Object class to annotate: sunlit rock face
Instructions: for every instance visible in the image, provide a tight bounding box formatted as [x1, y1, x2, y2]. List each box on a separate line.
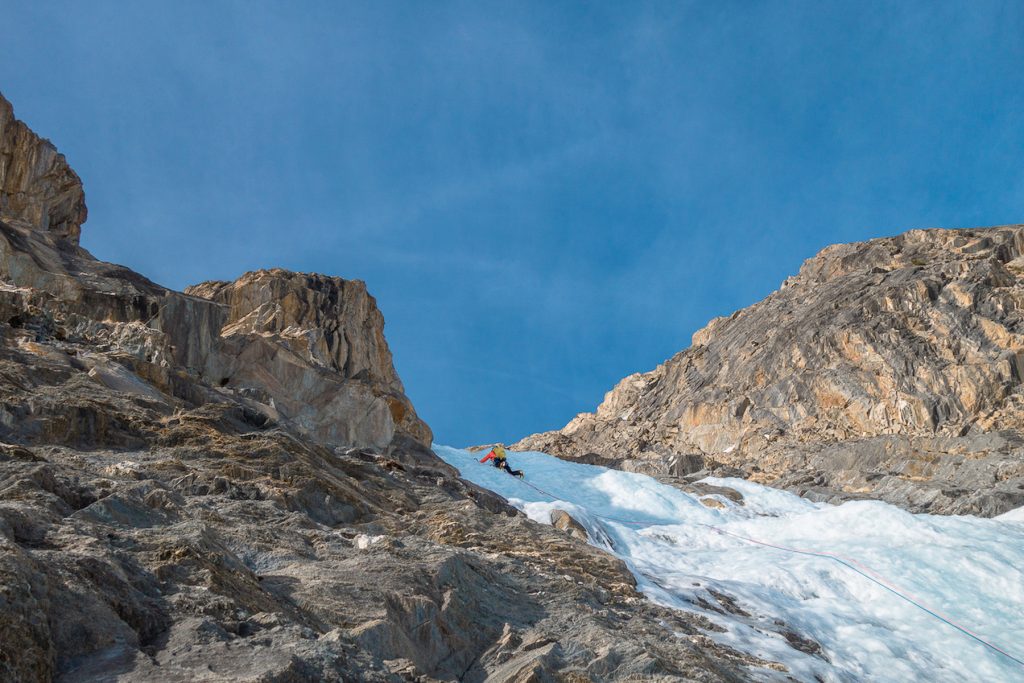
[0, 214, 424, 452]
[187, 270, 431, 450]
[517, 227, 1024, 516]
[0, 95, 87, 243]
[0, 90, 428, 453]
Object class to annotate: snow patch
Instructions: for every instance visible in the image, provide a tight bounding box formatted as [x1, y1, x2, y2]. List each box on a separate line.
[996, 505, 1024, 522]
[353, 534, 385, 550]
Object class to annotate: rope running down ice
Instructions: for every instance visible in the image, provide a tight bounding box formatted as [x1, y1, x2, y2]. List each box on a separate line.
[512, 475, 1024, 669]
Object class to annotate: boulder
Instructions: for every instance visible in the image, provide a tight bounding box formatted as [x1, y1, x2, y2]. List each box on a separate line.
[549, 508, 589, 541]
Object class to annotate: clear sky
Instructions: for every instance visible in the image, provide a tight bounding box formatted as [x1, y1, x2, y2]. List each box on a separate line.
[2, 2, 1023, 446]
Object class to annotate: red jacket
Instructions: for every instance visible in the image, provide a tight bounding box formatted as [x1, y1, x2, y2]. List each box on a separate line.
[480, 447, 506, 464]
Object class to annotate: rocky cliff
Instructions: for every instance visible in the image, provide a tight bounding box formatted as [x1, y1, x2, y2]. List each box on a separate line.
[516, 227, 1024, 516]
[0, 95, 86, 243]
[0, 93, 785, 681]
[186, 270, 431, 450]
[0, 105, 430, 455]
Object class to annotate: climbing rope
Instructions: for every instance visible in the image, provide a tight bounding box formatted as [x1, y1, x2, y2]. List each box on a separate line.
[510, 474, 1024, 669]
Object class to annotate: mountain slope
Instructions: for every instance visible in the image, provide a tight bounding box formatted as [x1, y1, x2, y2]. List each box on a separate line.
[0, 92, 780, 681]
[516, 227, 1024, 516]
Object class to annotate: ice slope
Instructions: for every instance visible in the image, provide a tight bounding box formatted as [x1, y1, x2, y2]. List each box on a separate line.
[435, 445, 1024, 682]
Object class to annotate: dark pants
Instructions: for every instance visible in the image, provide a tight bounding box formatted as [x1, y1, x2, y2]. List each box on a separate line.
[493, 460, 522, 477]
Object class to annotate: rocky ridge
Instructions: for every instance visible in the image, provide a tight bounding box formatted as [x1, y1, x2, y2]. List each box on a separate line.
[516, 227, 1024, 516]
[0, 93, 795, 681]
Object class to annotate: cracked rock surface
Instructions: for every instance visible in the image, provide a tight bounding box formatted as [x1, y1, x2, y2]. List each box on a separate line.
[516, 227, 1024, 516]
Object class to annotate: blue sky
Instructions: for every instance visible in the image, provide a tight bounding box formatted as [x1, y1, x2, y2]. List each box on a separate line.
[3, 2, 1023, 446]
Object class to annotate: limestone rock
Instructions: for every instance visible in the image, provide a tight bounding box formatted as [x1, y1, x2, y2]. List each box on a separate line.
[187, 270, 430, 450]
[516, 227, 1024, 516]
[0, 207, 426, 453]
[0, 93, 86, 243]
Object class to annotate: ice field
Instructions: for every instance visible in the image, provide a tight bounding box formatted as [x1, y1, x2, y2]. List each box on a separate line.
[435, 445, 1024, 682]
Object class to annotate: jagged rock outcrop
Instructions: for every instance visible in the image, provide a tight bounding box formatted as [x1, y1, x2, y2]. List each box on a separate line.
[186, 270, 430, 450]
[0, 95, 86, 243]
[0, 215, 426, 453]
[0, 92, 785, 680]
[517, 227, 1024, 516]
[0, 99, 429, 454]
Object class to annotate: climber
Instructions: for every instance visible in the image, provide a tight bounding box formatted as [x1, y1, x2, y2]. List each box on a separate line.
[480, 444, 523, 478]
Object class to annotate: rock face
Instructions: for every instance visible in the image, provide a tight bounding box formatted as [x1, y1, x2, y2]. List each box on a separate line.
[186, 271, 430, 450]
[0, 98, 429, 455]
[0, 93, 784, 680]
[0, 96, 86, 243]
[0, 216, 427, 454]
[517, 227, 1024, 516]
